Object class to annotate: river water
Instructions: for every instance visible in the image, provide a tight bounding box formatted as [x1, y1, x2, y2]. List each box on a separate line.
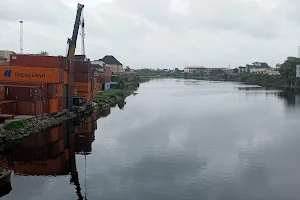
[1, 79, 300, 200]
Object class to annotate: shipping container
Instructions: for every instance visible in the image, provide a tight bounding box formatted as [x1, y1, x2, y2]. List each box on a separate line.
[77, 91, 91, 102]
[76, 123, 93, 134]
[58, 97, 63, 111]
[67, 97, 73, 108]
[10, 54, 68, 70]
[0, 66, 64, 83]
[42, 98, 49, 113]
[93, 89, 97, 99]
[49, 98, 58, 113]
[74, 61, 90, 73]
[63, 71, 68, 84]
[63, 84, 67, 97]
[74, 82, 91, 92]
[0, 86, 4, 100]
[68, 73, 74, 86]
[47, 84, 58, 98]
[67, 85, 74, 97]
[91, 78, 95, 90]
[74, 72, 91, 82]
[63, 97, 67, 110]
[57, 84, 63, 97]
[5, 85, 42, 101]
[50, 139, 64, 157]
[93, 78, 97, 90]
[18, 101, 43, 115]
[0, 100, 17, 114]
[0, 82, 48, 98]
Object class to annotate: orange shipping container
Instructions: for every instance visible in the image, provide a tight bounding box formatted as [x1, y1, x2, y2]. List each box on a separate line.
[94, 78, 97, 90]
[49, 98, 59, 113]
[57, 84, 63, 97]
[0, 66, 64, 83]
[64, 71, 68, 84]
[0, 86, 4, 100]
[77, 91, 91, 102]
[74, 82, 91, 92]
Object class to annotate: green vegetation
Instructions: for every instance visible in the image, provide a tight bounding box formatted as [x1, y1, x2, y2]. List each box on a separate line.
[279, 57, 300, 85]
[95, 89, 130, 103]
[5, 121, 25, 131]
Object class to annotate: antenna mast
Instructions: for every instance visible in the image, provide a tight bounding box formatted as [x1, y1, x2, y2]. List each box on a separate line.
[20, 21, 23, 54]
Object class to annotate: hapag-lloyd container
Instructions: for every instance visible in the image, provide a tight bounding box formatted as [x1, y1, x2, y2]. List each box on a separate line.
[5, 85, 42, 101]
[17, 101, 43, 115]
[0, 66, 64, 83]
[74, 73, 91, 82]
[0, 100, 17, 114]
[10, 54, 68, 70]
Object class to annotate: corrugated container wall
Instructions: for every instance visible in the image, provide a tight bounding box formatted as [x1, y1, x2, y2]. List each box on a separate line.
[5, 85, 42, 101]
[74, 61, 91, 73]
[10, 54, 68, 70]
[18, 101, 43, 115]
[74, 73, 91, 82]
[0, 86, 5, 100]
[0, 100, 17, 114]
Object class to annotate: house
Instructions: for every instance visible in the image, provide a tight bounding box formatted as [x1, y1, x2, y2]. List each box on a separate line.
[101, 55, 124, 74]
[238, 66, 247, 74]
[184, 66, 206, 73]
[91, 60, 111, 73]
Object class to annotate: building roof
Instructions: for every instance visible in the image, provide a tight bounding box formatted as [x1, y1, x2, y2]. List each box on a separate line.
[185, 66, 206, 69]
[74, 55, 88, 61]
[90, 64, 104, 69]
[101, 55, 122, 65]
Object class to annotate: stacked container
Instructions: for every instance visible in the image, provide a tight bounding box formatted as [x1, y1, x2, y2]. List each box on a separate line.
[74, 60, 92, 101]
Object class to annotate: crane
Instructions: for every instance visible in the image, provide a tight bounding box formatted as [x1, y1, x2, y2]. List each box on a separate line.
[67, 3, 84, 60]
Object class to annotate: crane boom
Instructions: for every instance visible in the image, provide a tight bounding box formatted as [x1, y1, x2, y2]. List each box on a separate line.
[67, 3, 84, 60]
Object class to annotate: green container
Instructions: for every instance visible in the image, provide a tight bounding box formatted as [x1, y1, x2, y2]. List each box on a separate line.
[63, 84, 68, 97]
[91, 78, 95, 90]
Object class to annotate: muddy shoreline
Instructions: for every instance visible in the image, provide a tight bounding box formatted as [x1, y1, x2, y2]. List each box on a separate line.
[0, 90, 133, 147]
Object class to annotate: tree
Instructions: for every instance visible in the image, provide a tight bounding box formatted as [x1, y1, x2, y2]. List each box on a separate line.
[125, 66, 131, 72]
[279, 57, 300, 85]
[38, 51, 49, 56]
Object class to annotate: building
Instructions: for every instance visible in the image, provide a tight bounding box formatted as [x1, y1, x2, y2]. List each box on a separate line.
[296, 65, 300, 78]
[184, 66, 206, 73]
[91, 60, 111, 73]
[250, 68, 280, 76]
[101, 55, 124, 74]
[0, 50, 15, 66]
[238, 66, 247, 74]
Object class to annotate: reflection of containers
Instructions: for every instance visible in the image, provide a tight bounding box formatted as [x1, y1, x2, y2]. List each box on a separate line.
[10, 54, 68, 70]
[74, 82, 91, 92]
[5, 85, 42, 101]
[0, 66, 64, 83]
[49, 98, 58, 113]
[0, 100, 17, 114]
[76, 123, 92, 134]
[50, 139, 64, 157]
[17, 101, 43, 115]
[74, 73, 91, 82]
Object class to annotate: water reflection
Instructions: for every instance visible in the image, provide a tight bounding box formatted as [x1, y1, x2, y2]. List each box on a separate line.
[0, 107, 111, 198]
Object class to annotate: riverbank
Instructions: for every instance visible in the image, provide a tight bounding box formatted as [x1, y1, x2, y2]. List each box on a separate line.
[0, 89, 135, 147]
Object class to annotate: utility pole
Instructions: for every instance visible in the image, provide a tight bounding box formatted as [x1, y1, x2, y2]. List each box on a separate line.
[20, 21, 23, 54]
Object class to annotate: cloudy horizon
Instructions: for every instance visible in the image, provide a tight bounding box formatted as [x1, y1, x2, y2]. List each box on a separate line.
[1, 0, 300, 69]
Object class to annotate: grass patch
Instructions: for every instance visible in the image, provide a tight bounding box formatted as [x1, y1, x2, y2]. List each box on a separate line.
[5, 121, 25, 131]
[95, 89, 129, 102]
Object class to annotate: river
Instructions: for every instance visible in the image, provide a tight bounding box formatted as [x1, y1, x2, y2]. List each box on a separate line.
[1, 79, 300, 200]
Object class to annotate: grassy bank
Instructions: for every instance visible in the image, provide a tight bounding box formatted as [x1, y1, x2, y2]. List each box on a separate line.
[95, 89, 133, 105]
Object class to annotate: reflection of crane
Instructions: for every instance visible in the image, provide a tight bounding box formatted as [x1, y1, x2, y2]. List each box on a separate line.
[67, 3, 84, 60]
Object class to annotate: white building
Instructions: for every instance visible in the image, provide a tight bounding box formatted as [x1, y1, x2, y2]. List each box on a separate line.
[184, 66, 206, 73]
[250, 68, 280, 76]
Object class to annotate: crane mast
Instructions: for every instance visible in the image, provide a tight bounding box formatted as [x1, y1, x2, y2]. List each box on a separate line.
[67, 3, 84, 60]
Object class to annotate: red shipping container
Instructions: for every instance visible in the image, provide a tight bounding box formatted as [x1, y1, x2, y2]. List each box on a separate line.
[10, 54, 68, 70]
[58, 97, 63, 111]
[68, 85, 74, 97]
[62, 97, 67, 109]
[95, 74, 105, 83]
[5, 85, 42, 101]
[18, 101, 43, 115]
[42, 98, 49, 113]
[68, 73, 74, 86]
[74, 73, 91, 82]
[48, 84, 58, 98]
[69, 60, 75, 74]
[59, 69, 64, 83]
[0, 82, 48, 98]
[0, 100, 17, 114]
[74, 61, 91, 73]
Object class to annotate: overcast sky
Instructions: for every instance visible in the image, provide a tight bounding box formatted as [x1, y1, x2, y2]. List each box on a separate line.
[1, 0, 300, 69]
